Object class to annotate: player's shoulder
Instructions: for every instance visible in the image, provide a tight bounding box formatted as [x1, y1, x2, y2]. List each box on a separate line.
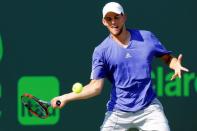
[132, 29, 156, 40]
[94, 36, 112, 53]
[138, 29, 153, 37]
[127, 29, 153, 42]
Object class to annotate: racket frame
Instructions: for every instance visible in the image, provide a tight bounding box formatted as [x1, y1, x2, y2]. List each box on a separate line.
[21, 93, 50, 119]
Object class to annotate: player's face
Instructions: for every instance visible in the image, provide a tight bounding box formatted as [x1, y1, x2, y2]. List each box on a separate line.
[102, 12, 126, 36]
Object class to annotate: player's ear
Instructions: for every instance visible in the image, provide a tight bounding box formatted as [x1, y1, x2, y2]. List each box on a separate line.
[102, 18, 108, 26]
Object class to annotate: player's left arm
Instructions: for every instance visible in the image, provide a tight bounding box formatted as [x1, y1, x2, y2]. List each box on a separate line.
[160, 54, 189, 80]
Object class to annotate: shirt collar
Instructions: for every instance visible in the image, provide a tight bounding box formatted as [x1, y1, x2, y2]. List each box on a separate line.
[128, 29, 144, 42]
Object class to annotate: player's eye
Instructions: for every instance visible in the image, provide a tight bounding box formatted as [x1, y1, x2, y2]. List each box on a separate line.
[114, 16, 120, 20]
[105, 17, 112, 22]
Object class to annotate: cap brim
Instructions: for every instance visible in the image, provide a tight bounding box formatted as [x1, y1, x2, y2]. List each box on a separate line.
[103, 10, 122, 18]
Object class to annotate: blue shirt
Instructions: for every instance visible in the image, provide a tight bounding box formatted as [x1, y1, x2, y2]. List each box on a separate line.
[90, 29, 171, 112]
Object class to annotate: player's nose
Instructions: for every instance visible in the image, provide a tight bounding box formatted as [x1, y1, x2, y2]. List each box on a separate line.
[111, 19, 116, 24]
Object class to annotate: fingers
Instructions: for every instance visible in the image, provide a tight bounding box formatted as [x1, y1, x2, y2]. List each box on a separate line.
[180, 66, 189, 72]
[171, 73, 178, 80]
[178, 54, 189, 72]
[50, 99, 56, 108]
[171, 54, 189, 80]
[51, 96, 66, 109]
[178, 54, 182, 63]
[171, 73, 181, 80]
[171, 66, 190, 81]
[59, 103, 65, 109]
[171, 70, 181, 80]
[51, 98, 61, 109]
[178, 71, 181, 78]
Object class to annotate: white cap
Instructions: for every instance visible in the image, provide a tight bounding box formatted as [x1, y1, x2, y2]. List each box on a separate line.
[102, 2, 124, 18]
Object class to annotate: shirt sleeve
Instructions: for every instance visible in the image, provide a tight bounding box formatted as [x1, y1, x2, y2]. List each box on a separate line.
[151, 32, 172, 57]
[90, 48, 107, 79]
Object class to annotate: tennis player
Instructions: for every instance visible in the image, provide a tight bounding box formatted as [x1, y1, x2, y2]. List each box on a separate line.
[51, 2, 189, 131]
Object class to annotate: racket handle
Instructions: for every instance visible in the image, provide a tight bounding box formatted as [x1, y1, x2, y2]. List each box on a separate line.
[56, 100, 61, 106]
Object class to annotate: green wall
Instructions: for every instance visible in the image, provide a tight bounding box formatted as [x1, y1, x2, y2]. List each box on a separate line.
[0, 0, 196, 130]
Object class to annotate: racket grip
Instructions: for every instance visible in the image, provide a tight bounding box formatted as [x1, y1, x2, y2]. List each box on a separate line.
[56, 100, 61, 106]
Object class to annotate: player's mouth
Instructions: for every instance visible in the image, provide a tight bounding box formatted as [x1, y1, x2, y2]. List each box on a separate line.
[111, 25, 119, 31]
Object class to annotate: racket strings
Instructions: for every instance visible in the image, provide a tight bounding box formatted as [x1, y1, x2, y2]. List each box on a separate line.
[22, 96, 48, 118]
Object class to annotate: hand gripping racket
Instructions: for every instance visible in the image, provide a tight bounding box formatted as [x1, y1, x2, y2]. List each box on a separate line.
[21, 93, 61, 119]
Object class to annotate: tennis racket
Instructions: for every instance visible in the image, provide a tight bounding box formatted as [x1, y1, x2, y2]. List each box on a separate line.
[21, 93, 61, 119]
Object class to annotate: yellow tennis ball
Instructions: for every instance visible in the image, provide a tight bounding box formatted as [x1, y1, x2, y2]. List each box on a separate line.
[72, 82, 83, 93]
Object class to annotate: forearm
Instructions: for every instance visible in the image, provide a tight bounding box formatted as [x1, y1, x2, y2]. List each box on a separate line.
[61, 80, 103, 103]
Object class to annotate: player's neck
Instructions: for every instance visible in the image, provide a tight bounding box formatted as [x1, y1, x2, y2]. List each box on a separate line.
[111, 27, 130, 46]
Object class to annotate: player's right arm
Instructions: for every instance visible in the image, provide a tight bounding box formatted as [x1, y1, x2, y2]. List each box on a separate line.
[51, 78, 104, 108]
[51, 46, 107, 108]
